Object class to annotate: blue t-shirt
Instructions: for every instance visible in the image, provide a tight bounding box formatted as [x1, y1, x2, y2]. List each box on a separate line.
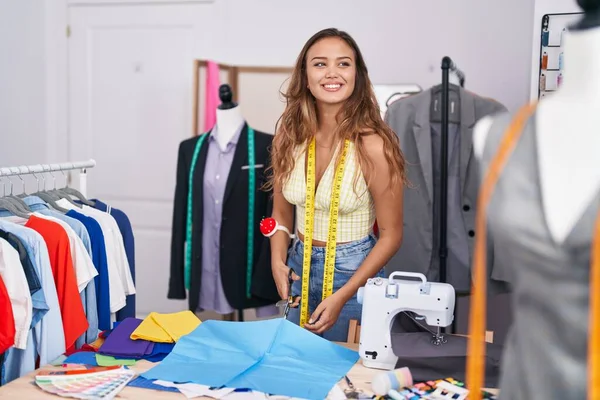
[66, 209, 111, 331]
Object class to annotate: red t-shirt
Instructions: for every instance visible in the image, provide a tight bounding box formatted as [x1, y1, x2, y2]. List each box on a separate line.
[0, 274, 15, 354]
[25, 215, 88, 349]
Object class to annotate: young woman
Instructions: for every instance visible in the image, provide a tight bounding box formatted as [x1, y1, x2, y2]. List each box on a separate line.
[266, 28, 406, 341]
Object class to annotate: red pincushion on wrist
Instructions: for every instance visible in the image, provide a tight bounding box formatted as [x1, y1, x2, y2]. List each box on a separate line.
[260, 217, 277, 236]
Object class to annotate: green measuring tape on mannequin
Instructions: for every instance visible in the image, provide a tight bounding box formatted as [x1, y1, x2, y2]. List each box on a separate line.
[184, 126, 256, 299]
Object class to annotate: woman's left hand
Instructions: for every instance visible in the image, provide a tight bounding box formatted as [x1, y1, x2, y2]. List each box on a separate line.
[304, 291, 347, 334]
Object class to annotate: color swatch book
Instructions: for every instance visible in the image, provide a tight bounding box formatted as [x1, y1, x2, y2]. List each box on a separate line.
[34, 366, 136, 399]
[393, 377, 497, 399]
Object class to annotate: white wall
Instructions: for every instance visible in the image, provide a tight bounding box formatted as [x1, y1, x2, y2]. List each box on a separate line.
[213, 0, 535, 113]
[0, 0, 540, 172]
[0, 0, 47, 168]
[529, 0, 582, 99]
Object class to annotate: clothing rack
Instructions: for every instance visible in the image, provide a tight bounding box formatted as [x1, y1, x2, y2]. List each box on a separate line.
[0, 159, 96, 197]
[439, 57, 464, 286]
[440, 57, 465, 334]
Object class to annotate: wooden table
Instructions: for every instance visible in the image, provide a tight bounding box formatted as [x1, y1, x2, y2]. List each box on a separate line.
[0, 343, 498, 399]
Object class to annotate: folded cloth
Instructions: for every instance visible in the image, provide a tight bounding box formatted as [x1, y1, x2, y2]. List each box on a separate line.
[98, 317, 154, 358]
[112, 341, 175, 363]
[130, 311, 201, 343]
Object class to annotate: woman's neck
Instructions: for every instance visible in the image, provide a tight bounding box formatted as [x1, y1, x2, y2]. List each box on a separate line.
[557, 25, 600, 101]
[316, 102, 342, 146]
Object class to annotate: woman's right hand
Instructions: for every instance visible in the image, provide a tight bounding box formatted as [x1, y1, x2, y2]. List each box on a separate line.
[272, 261, 300, 302]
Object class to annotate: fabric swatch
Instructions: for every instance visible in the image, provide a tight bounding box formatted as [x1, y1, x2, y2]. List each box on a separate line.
[63, 351, 98, 366]
[95, 354, 136, 367]
[98, 317, 153, 358]
[130, 311, 200, 343]
[141, 318, 359, 400]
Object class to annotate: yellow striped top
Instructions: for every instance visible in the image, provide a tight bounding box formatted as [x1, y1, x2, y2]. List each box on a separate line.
[282, 141, 375, 242]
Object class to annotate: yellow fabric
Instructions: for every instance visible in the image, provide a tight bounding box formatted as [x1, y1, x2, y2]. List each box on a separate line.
[282, 141, 375, 242]
[130, 311, 201, 343]
[89, 337, 104, 350]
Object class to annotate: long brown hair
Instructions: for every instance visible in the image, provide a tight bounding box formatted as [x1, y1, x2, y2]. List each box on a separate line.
[265, 28, 406, 194]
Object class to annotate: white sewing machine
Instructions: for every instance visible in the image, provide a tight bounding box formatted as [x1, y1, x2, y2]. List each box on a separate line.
[356, 271, 456, 370]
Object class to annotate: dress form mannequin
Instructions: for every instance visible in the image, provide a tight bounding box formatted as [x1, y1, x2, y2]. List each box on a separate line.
[467, 3, 600, 398]
[474, 0, 600, 245]
[214, 84, 245, 151]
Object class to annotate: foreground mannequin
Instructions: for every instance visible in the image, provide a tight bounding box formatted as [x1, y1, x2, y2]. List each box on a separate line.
[469, 2, 600, 398]
[267, 28, 406, 341]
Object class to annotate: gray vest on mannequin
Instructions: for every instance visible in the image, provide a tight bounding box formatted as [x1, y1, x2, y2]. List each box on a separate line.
[480, 110, 600, 400]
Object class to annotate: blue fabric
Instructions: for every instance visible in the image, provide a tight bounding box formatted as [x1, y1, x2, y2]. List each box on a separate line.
[65, 209, 111, 331]
[111, 342, 174, 362]
[100, 321, 174, 362]
[286, 233, 383, 342]
[22, 197, 99, 347]
[128, 376, 180, 393]
[63, 351, 99, 366]
[0, 230, 42, 296]
[90, 199, 135, 320]
[141, 319, 359, 399]
[0, 219, 65, 385]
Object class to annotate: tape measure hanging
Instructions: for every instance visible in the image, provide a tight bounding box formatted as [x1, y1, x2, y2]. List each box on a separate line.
[185, 132, 208, 290]
[184, 126, 256, 299]
[300, 137, 350, 327]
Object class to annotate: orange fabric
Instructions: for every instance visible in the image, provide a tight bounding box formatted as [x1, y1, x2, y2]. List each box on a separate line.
[589, 210, 600, 398]
[25, 215, 88, 350]
[466, 102, 600, 400]
[0, 274, 15, 354]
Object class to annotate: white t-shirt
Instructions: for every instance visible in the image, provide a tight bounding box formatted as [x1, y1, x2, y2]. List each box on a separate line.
[0, 237, 33, 349]
[56, 199, 135, 313]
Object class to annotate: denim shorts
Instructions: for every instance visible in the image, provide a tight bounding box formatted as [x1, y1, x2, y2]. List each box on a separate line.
[285, 233, 383, 342]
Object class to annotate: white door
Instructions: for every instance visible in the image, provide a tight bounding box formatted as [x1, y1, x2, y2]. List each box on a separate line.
[67, 3, 216, 317]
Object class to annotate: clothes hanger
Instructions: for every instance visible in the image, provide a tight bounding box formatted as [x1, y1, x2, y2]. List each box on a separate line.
[52, 168, 93, 207]
[46, 169, 84, 208]
[0, 179, 32, 220]
[30, 168, 70, 213]
[3, 173, 34, 214]
[5, 169, 32, 213]
[59, 187, 95, 206]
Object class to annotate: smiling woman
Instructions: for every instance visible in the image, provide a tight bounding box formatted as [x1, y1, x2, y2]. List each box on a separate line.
[263, 28, 407, 341]
[306, 37, 356, 106]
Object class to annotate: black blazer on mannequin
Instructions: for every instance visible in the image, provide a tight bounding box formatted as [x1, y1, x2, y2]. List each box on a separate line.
[168, 122, 280, 311]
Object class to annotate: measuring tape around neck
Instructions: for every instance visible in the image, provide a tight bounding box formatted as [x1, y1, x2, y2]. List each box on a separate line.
[184, 126, 256, 300]
[300, 137, 350, 327]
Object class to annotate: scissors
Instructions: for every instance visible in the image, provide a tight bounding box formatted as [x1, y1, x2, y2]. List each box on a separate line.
[276, 268, 298, 318]
[343, 375, 372, 399]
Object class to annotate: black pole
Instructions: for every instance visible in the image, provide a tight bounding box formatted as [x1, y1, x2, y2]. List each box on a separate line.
[440, 56, 451, 286]
[440, 56, 452, 334]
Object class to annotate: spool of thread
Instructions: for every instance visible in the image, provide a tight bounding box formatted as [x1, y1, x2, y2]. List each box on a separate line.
[371, 367, 413, 395]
